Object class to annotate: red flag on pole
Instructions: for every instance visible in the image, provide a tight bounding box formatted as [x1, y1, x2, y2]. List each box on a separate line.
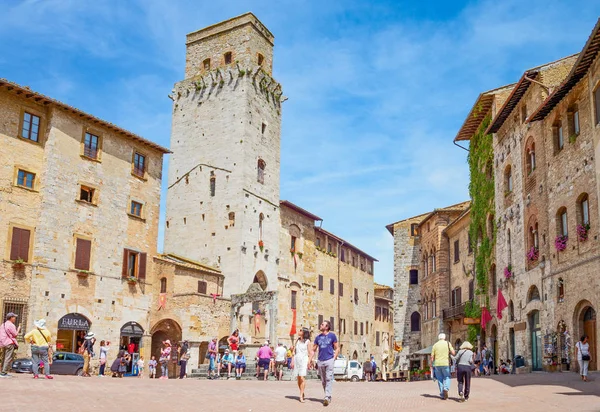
[480, 307, 492, 330]
[158, 293, 166, 310]
[255, 313, 261, 333]
[497, 289, 508, 319]
[290, 309, 297, 335]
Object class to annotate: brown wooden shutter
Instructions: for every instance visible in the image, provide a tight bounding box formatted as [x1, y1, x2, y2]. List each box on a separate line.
[339, 282, 343, 297]
[20, 229, 30, 262]
[198, 281, 207, 294]
[122, 249, 129, 278]
[138, 252, 147, 281]
[10, 228, 22, 261]
[75, 238, 91, 271]
[318, 275, 323, 290]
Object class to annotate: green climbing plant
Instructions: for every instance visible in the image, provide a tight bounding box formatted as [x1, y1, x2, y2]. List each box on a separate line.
[466, 113, 496, 342]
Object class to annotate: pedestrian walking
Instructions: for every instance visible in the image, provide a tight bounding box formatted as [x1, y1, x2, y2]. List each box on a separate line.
[292, 328, 314, 403]
[454, 341, 475, 402]
[24, 319, 53, 379]
[481, 344, 490, 376]
[256, 341, 273, 381]
[0, 312, 20, 378]
[310, 320, 339, 406]
[576, 335, 591, 382]
[207, 337, 218, 379]
[148, 355, 157, 378]
[82, 332, 95, 377]
[370, 356, 377, 381]
[159, 340, 172, 379]
[98, 340, 109, 376]
[178, 341, 190, 379]
[235, 350, 246, 379]
[275, 342, 287, 381]
[363, 358, 373, 381]
[431, 333, 455, 400]
[137, 356, 145, 378]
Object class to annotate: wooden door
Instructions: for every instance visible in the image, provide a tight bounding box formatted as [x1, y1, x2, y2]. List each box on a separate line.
[583, 307, 597, 371]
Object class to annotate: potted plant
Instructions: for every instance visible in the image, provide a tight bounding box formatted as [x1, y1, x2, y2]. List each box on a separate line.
[555, 235, 568, 252]
[297, 252, 303, 259]
[77, 270, 90, 278]
[504, 265, 513, 280]
[527, 246, 539, 262]
[290, 248, 295, 257]
[126, 276, 137, 285]
[576, 223, 590, 242]
[11, 258, 24, 269]
[258, 240, 264, 252]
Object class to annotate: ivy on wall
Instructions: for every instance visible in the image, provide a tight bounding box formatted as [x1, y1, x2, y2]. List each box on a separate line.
[466, 112, 496, 342]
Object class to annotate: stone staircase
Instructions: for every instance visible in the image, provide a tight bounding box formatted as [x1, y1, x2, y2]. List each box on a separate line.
[190, 364, 319, 381]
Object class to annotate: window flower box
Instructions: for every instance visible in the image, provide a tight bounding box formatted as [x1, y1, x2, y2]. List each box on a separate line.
[576, 224, 590, 242]
[527, 246, 539, 262]
[76, 270, 90, 278]
[503, 265, 513, 279]
[554, 235, 568, 252]
[11, 258, 25, 269]
[258, 240, 264, 252]
[126, 276, 138, 285]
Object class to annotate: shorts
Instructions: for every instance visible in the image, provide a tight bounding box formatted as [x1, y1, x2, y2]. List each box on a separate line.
[276, 361, 286, 372]
[236, 363, 246, 369]
[258, 358, 270, 369]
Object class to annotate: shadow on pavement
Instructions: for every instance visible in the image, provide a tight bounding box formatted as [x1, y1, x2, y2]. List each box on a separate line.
[284, 395, 323, 404]
[485, 372, 600, 397]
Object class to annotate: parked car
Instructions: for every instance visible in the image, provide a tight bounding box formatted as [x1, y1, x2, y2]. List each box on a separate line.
[318, 356, 364, 382]
[12, 351, 84, 376]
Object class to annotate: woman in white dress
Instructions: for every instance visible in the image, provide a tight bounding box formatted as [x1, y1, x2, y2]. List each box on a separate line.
[291, 328, 314, 403]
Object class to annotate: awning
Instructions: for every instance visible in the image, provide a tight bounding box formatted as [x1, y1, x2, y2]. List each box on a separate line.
[412, 345, 433, 355]
[120, 321, 144, 337]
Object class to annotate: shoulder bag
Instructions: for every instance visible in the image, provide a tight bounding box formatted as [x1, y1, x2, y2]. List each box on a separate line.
[3, 323, 18, 349]
[578, 342, 591, 361]
[37, 328, 53, 365]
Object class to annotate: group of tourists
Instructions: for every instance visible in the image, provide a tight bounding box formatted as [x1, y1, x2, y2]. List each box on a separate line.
[430, 332, 594, 402]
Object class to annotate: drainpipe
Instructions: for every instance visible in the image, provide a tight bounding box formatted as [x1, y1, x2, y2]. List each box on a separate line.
[453, 140, 469, 152]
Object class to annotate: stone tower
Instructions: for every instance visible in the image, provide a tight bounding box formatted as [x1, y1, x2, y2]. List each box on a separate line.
[164, 13, 283, 297]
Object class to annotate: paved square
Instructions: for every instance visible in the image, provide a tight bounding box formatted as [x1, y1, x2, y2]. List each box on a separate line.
[1, 373, 598, 412]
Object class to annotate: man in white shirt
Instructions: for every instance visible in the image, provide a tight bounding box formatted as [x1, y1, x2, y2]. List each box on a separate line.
[274, 342, 287, 381]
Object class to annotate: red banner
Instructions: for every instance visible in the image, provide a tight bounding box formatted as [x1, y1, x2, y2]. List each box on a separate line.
[290, 309, 297, 335]
[480, 307, 492, 330]
[158, 293, 166, 310]
[497, 289, 508, 319]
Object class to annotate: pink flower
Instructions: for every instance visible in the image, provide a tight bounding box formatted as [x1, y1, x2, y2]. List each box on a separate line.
[554, 235, 568, 252]
[503, 265, 513, 279]
[527, 246, 539, 262]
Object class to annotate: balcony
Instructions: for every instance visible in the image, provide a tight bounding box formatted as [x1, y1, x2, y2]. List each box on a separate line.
[443, 302, 466, 320]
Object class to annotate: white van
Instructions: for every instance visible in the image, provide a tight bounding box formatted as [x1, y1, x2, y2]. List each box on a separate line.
[332, 356, 364, 382]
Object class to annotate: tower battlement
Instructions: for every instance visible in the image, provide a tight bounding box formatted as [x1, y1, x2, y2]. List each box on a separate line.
[185, 12, 274, 79]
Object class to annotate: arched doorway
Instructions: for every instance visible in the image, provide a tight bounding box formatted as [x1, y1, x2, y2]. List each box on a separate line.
[577, 304, 597, 371]
[120, 321, 144, 375]
[529, 310, 542, 371]
[151, 319, 182, 378]
[490, 324, 498, 374]
[56, 313, 91, 353]
[352, 350, 358, 360]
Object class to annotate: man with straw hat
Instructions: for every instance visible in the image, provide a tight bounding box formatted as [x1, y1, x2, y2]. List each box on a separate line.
[454, 341, 475, 402]
[24, 319, 53, 379]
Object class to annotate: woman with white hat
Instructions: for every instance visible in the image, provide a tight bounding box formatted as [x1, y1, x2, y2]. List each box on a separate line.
[454, 341, 475, 402]
[82, 332, 95, 377]
[24, 319, 53, 379]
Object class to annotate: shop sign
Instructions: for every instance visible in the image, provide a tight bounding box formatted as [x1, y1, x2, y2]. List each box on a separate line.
[514, 322, 527, 332]
[463, 317, 481, 325]
[58, 313, 90, 331]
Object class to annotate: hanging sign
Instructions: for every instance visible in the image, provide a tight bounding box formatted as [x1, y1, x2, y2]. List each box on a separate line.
[58, 313, 90, 331]
[463, 318, 481, 325]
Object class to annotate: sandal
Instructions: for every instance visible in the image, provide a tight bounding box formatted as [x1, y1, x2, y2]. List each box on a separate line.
[300, 395, 305, 403]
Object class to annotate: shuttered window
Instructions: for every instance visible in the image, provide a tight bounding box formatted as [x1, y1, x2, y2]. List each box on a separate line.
[330, 317, 334, 332]
[291, 290, 297, 309]
[10, 227, 31, 262]
[74, 238, 92, 271]
[376, 331, 380, 346]
[318, 314, 323, 329]
[198, 281, 207, 294]
[329, 278, 334, 294]
[122, 248, 147, 281]
[338, 282, 343, 297]
[318, 275, 323, 291]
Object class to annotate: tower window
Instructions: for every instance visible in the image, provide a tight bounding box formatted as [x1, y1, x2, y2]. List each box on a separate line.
[257, 159, 266, 184]
[224, 52, 232, 65]
[262, 123, 267, 134]
[228, 212, 235, 227]
[257, 53, 264, 66]
[210, 175, 216, 197]
[203, 58, 211, 71]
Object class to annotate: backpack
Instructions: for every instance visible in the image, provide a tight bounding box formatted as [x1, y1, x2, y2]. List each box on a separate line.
[485, 350, 491, 361]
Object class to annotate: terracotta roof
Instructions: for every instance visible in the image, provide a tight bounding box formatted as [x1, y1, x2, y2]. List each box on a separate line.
[314, 226, 378, 262]
[155, 254, 223, 276]
[0, 78, 171, 154]
[280, 200, 322, 221]
[417, 201, 471, 228]
[374, 283, 393, 290]
[529, 18, 600, 122]
[486, 54, 579, 134]
[454, 84, 515, 142]
[443, 206, 471, 234]
[385, 211, 431, 235]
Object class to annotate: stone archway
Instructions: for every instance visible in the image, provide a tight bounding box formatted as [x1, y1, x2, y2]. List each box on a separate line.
[151, 319, 182, 378]
[574, 301, 597, 371]
[253, 270, 268, 291]
[352, 350, 358, 360]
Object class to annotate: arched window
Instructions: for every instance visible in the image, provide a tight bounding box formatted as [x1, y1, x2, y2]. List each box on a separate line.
[577, 193, 590, 226]
[423, 296, 429, 320]
[411, 312, 421, 332]
[557, 278, 565, 302]
[423, 253, 428, 278]
[210, 174, 216, 197]
[507, 229, 512, 265]
[568, 104, 580, 137]
[432, 292, 437, 318]
[527, 285, 541, 303]
[224, 51, 232, 65]
[257, 159, 266, 184]
[557, 207, 568, 236]
[525, 139, 536, 175]
[504, 165, 513, 193]
[553, 119, 564, 152]
[160, 277, 167, 293]
[431, 249, 436, 273]
[259, 213, 264, 240]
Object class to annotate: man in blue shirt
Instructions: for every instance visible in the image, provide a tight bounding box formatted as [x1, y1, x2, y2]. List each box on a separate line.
[310, 320, 339, 406]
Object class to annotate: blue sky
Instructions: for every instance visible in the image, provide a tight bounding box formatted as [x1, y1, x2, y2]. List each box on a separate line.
[2, 0, 598, 287]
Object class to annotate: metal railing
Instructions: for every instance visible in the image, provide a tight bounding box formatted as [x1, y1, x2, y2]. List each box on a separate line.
[442, 302, 467, 320]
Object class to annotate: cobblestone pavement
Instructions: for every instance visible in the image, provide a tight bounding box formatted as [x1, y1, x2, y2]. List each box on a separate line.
[1, 372, 599, 412]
